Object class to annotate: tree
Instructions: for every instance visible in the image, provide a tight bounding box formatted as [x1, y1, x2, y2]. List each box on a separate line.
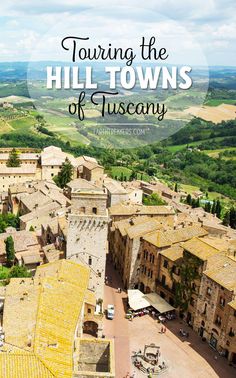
[0, 213, 20, 233]
[215, 200, 222, 218]
[143, 193, 166, 206]
[6, 148, 21, 167]
[174, 183, 178, 192]
[5, 235, 15, 265]
[223, 207, 236, 229]
[8, 265, 31, 278]
[229, 207, 236, 229]
[223, 210, 230, 226]
[186, 194, 192, 205]
[130, 170, 137, 181]
[29, 225, 35, 231]
[211, 200, 216, 214]
[53, 158, 73, 188]
[170, 254, 201, 313]
[204, 201, 211, 213]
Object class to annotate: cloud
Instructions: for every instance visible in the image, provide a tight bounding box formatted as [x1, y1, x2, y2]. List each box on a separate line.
[0, 1, 235, 65]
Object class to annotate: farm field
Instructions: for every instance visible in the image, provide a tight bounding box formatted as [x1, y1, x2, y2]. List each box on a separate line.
[109, 166, 151, 182]
[184, 103, 236, 123]
[202, 147, 236, 158]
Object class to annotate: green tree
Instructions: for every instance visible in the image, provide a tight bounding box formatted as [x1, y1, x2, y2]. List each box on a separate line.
[8, 265, 31, 278]
[29, 225, 35, 231]
[5, 235, 15, 265]
[174, 183, 178, 192]
[6, 148, 21, 167]
[204, 201, 211, 213]
[223, 210, 230, 226]
[170, 254, 201, 313]
[215, 200, 222, 218]
[192, 198, 200, 208]
[143, 193, 166, 206]
[229, 207, 236, 229]
[186, 194, 192, 205]
[130, 170, 137, 181]
[53, 158, 73, 188]
[211, 200, 216, 214]
[0, 213, 20, 233]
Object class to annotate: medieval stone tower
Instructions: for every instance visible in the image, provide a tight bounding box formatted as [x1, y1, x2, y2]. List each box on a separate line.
[66, 180, 108, 301]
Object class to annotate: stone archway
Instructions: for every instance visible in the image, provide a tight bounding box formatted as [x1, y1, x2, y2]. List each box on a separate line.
[83, 321, 98, 337]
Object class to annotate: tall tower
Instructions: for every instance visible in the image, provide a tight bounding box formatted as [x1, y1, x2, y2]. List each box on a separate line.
[66, 179, 108, 301]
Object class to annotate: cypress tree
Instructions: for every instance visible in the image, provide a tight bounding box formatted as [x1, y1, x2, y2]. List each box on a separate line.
[6, 148, 21, 167]
[215, 200, 221, 218]
[186, 194, 192, 205]
[211, 200, 216, 214]
[5, 235, 15, 265]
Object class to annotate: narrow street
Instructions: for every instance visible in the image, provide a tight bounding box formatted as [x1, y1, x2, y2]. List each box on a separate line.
[103, 255, 131, 378]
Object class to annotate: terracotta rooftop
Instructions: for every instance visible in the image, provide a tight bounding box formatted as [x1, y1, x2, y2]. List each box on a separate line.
[67, 178, 102, 191]
[160, 245, 184, 262]
[127, 219, 161, 239]
[20, 191, 52, 212]
[144, 226, 207, 248]
[182, 237, 220, 261]
[76, 155, 98, 166]
[2, 260, 90, 378]
[109, 203, 175, 216]
[228, 299, 236, 310]
[103, 179, 127, 194]
[0, 229, 39, 254]
[204, 254, 236, 291]
[41, 146, 78, 167]
[20, 202, 62, 223]
[81, 160, 103, 170]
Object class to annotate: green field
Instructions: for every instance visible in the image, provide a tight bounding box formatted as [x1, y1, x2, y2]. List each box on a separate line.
[202, 147, 236, 158]
[204, 99, 236, 106]
[8, 116, 36, 133]
[109, 166, 151, 181]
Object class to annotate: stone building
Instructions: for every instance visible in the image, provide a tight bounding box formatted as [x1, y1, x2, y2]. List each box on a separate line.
[0, 146, 80, 192]
[104, 178, 143, 207]
[0, 149, 41, 191]
[0, 227, 42, 270]
[137, 226, 208, 295]
[193, 254, 236, 364]
[77, 158, 104, 185]
[66, 179, 108, 310]
[109, 202, 175, 223]
[180, 237, 222, 325]
[40, 145, 78, 181]
[109, 216, 162, 288]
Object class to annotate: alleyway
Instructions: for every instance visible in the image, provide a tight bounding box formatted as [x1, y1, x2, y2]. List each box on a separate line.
[103, 254, 130, 378]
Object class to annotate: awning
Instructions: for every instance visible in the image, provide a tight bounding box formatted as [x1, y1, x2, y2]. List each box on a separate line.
[144, 293, 174, 314]
[127, 289, 150, 311]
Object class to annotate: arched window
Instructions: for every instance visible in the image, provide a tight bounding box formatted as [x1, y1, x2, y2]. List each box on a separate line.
[79, 206, 85, 214]
[92, 207, 97, 214]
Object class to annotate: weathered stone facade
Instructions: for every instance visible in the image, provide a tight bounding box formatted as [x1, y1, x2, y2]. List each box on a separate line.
[67, 184, 108, 306]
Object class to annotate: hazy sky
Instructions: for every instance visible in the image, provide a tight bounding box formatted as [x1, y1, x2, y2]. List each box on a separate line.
[0, 0, 235, 66]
